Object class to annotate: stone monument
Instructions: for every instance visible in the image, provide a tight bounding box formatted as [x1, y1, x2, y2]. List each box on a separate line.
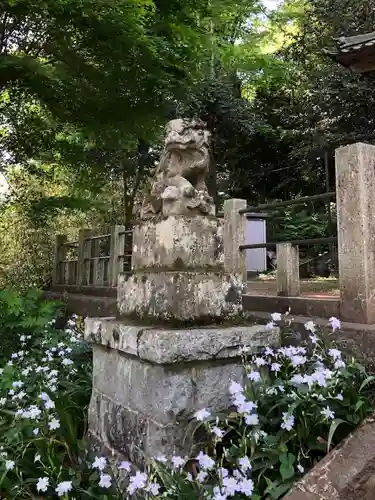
[84, 118, 278, 465]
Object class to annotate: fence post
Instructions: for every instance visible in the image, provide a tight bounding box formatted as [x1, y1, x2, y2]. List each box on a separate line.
[336, 143, 375, 323]
[77, 229, 92, 286]
[109, 225, 125, 287]
[52, 234, 67, 286]
[276, 243, 300, 297]
[223, 199, 247, 281]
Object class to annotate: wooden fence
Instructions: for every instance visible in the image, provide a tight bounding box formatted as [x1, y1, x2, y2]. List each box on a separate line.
[52, 225, 133, 288]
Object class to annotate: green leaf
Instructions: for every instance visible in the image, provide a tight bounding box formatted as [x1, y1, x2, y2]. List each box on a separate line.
[270, 482, 296, 499]
[359, 376, 375, 393]
[327, 418, 346, 452]
[279, 462, 294, 480]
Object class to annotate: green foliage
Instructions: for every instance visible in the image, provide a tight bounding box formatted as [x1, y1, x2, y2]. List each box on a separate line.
[0, 289, 62, 362]
[0, 314, 94, 498]
[145, 315, 373, 499]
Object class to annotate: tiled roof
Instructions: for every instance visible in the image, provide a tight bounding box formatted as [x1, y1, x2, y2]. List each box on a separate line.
[324, 32, 375, 77]
[334, 32, 375, 53]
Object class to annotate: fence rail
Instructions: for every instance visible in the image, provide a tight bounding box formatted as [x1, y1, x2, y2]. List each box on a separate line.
[225, 191, 338, 299]
[52, 225, 133, 288]
[239, 191, 336, 214]
[240, 236, 337, 251]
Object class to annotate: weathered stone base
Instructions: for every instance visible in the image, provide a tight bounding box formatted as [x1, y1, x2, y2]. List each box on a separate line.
[85, 318, 279, 465]
[132, 215, 223, 271]
[117, 271, 244, 322]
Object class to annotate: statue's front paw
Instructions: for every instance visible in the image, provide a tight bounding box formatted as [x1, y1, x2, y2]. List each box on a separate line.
[183, 185, 195, 198]
[161, 186, 179, 200]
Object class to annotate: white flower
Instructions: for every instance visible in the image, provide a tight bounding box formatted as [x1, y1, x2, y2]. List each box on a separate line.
[5, 460, 15, 470]
[265, 321, 275, 330]
[329, 317, 341, 330]
[254, 357, 266, 367]
[290, 374, 305, 385]
[34, 453, 41, 463]
[92, 456, 107, 471]
[212, 426, 224, 438]
[62, 358, 73, 366]
[222, 476, 238, 495]
[12, 381, 23, 389]
[264, 347, 274, 356]
[217, 468, 229, 479]
[55, 481, 73, 497]
[336, 393, 344, 401]
[304, 320, 316, 333]
[194, 408, 210, 421]
[271, 362, 281, 373]
[127, 471, 148, 494]
[197, 470, 208, 482]
[33, 428, 39, 435]
[238, 478, 254, 496]
[119, 460, 131, 471]
[48, 417, 60, 430]
[271, 312, 282, 322]
[310, 334, 318, 344]
[229, 381, 243, 395]
[213, 486, 229, 500]
[36, 477, 49, 492]
[23, 405, 42, 420]
[245, 413, 259, 426]
[146, 482, 160, 496]
[321, 406, 335, 420]
[290, 355, 307, 367]
[11, 353, 18, 359]
[171, 456, 185, 468]
[99, 473, 112, 488]
[196, 451, 215, 470]
[328, 348, 342, 360]
[334, 359, 346, 369]
[297, 464, 304, 473]
[0, 398, 6, 406]
[281, 412, 295, 431]
[247, 371, 261, 382]
[238, 456, 252, 472]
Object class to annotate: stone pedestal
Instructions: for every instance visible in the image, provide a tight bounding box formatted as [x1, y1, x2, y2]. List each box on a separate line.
[86, 200, 279, 464]
[85, 317, 278, 464]
[117, 216, 244, 322]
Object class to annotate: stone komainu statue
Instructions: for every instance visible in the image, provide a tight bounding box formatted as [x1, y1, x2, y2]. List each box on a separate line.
[141, 118, 215, 218]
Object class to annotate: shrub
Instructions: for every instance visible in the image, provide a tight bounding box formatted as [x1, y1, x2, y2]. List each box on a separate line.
[0, 311, 372, 499]
[0, 289, 62, 362]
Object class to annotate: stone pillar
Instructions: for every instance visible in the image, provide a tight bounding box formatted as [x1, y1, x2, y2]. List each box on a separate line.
[336, 143, 375, 324]
[223, 199, 247, 281]
[276, 243, 300, 297]
[85, 318, 278, 463]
